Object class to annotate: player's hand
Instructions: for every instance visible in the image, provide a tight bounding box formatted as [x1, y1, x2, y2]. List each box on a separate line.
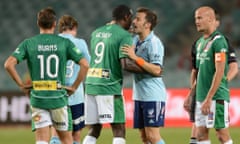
[183, 95, 191, 112]
[183, 86, 196, 112]
[62, 86, 76, 96]
[20, 84, 32, 97]
[121, 45, 137, 60]
[201, 99, 212, 115]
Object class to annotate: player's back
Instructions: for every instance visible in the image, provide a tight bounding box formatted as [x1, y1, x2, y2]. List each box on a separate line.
[86, 24, 132, 95]
[15, 34, 82, 109]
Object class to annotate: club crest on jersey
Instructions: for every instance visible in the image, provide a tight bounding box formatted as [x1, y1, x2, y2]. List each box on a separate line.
[73, 47, 81, 54]
[14, 48, 20, 54]
[33, 115, 41, 122]
[204, 42, 211, 52]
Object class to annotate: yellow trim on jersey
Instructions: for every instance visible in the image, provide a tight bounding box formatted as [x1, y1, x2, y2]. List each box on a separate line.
[33, 80, 58, 90]
[87, 68, 110, 78]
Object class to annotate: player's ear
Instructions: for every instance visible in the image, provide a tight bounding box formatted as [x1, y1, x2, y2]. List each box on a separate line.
[52, 21, 57, 28]
[144, 21, 151, 29]
[37, 20, 40, 27]
[124, 14, 131, 22]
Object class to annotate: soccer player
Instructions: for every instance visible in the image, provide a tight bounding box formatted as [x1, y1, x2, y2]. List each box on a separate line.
[183, 10, 238, 144]
[122, 7, 166, 144]
[4, 7, 89, 144]
[49, 15, 90, 144]
[82, 4, 146, 144]
[186, 6, 233, 144]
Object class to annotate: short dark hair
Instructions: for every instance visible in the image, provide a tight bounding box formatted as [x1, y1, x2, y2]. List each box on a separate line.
[112, 4, 133, 21]
[58, 15, 78, 33]
[137, 7, 157, 30]
[37, 7, 56, 29]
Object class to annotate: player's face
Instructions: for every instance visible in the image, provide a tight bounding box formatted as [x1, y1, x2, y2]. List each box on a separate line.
[195, 10, 210, 32]
[195, 9, 216, 33]
[123, 14, 133, 30]
[132, 12, 148, 34]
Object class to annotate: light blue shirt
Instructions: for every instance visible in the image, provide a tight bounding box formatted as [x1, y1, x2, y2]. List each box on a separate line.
[132, 31, 167, 102]
[59, 33, 90, 105]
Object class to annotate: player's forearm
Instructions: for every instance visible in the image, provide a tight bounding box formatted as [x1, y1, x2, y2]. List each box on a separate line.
[140, 61, 162, 77]
[4, 57, 24, 87]
[72, 59, 89, 89]
[134, 57, 162, 77]
[190, 69, 197, 88]
[227, 62, 238, 81]
[206, 63, 225, 101]
[121, 58, 146, 73]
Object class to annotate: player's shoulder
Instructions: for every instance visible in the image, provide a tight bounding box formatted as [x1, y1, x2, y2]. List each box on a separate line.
[74, 37, 87, 44]
[211, 31, 226, 41]
[92, 24, 131, 38]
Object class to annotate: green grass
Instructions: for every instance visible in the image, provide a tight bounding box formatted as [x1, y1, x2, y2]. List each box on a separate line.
[0, 126, 239, 143]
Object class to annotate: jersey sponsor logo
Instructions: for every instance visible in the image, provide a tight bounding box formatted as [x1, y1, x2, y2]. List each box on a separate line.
[99, 114, 112, 119]
[33, 80, 58, 90]
[87, 68, 110, 78]
[215, 52, 226, 62]
[52, 120, 66, 126]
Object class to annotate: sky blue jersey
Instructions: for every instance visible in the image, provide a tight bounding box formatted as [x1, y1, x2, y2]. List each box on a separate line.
[132, 31, 167, 102]
[59, 33, 90, 105]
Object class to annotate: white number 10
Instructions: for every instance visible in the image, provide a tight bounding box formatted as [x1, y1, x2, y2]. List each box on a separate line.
[37, 54, 59, 79]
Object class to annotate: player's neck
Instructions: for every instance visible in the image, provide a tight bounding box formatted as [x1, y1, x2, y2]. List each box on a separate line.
[61, 30, 76, 37]
[139, 30, 150, 41]
[203, 27, 216, 39]
[40, 28, 55, 34]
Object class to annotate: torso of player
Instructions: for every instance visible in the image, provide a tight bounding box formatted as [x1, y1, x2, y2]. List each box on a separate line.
[85, 24, 132, 95]
[13, 34, 83, 109]
[132, 32, 167, 102]
[196, 31, 229, 102]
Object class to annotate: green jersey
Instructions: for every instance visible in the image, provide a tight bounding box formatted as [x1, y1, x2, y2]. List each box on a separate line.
[12, 34, 84, 109]
[196, 31, 229, 102]
[85, 24, 132, 95]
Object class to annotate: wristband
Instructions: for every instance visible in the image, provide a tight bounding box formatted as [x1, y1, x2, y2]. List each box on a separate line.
[135, 57, 145, 67]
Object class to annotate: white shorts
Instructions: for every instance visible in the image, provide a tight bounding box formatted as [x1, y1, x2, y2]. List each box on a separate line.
[31, 106, 72, 131]
[195, 100, 229, 129]
[84, 94, 125, 124]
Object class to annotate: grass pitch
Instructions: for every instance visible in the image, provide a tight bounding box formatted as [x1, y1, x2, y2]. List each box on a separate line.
[0, 126, 239, 143]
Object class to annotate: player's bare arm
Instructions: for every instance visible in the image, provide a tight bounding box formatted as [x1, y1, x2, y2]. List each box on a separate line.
[4, 56, 31, 96]
[201, 53, 226, 115]
[121, 57, 145, 73]
[121, 45, 162, 77]
[183, 68, 197, 112]
[66, 58, 89, 96]
[227, 62, 238, 81]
